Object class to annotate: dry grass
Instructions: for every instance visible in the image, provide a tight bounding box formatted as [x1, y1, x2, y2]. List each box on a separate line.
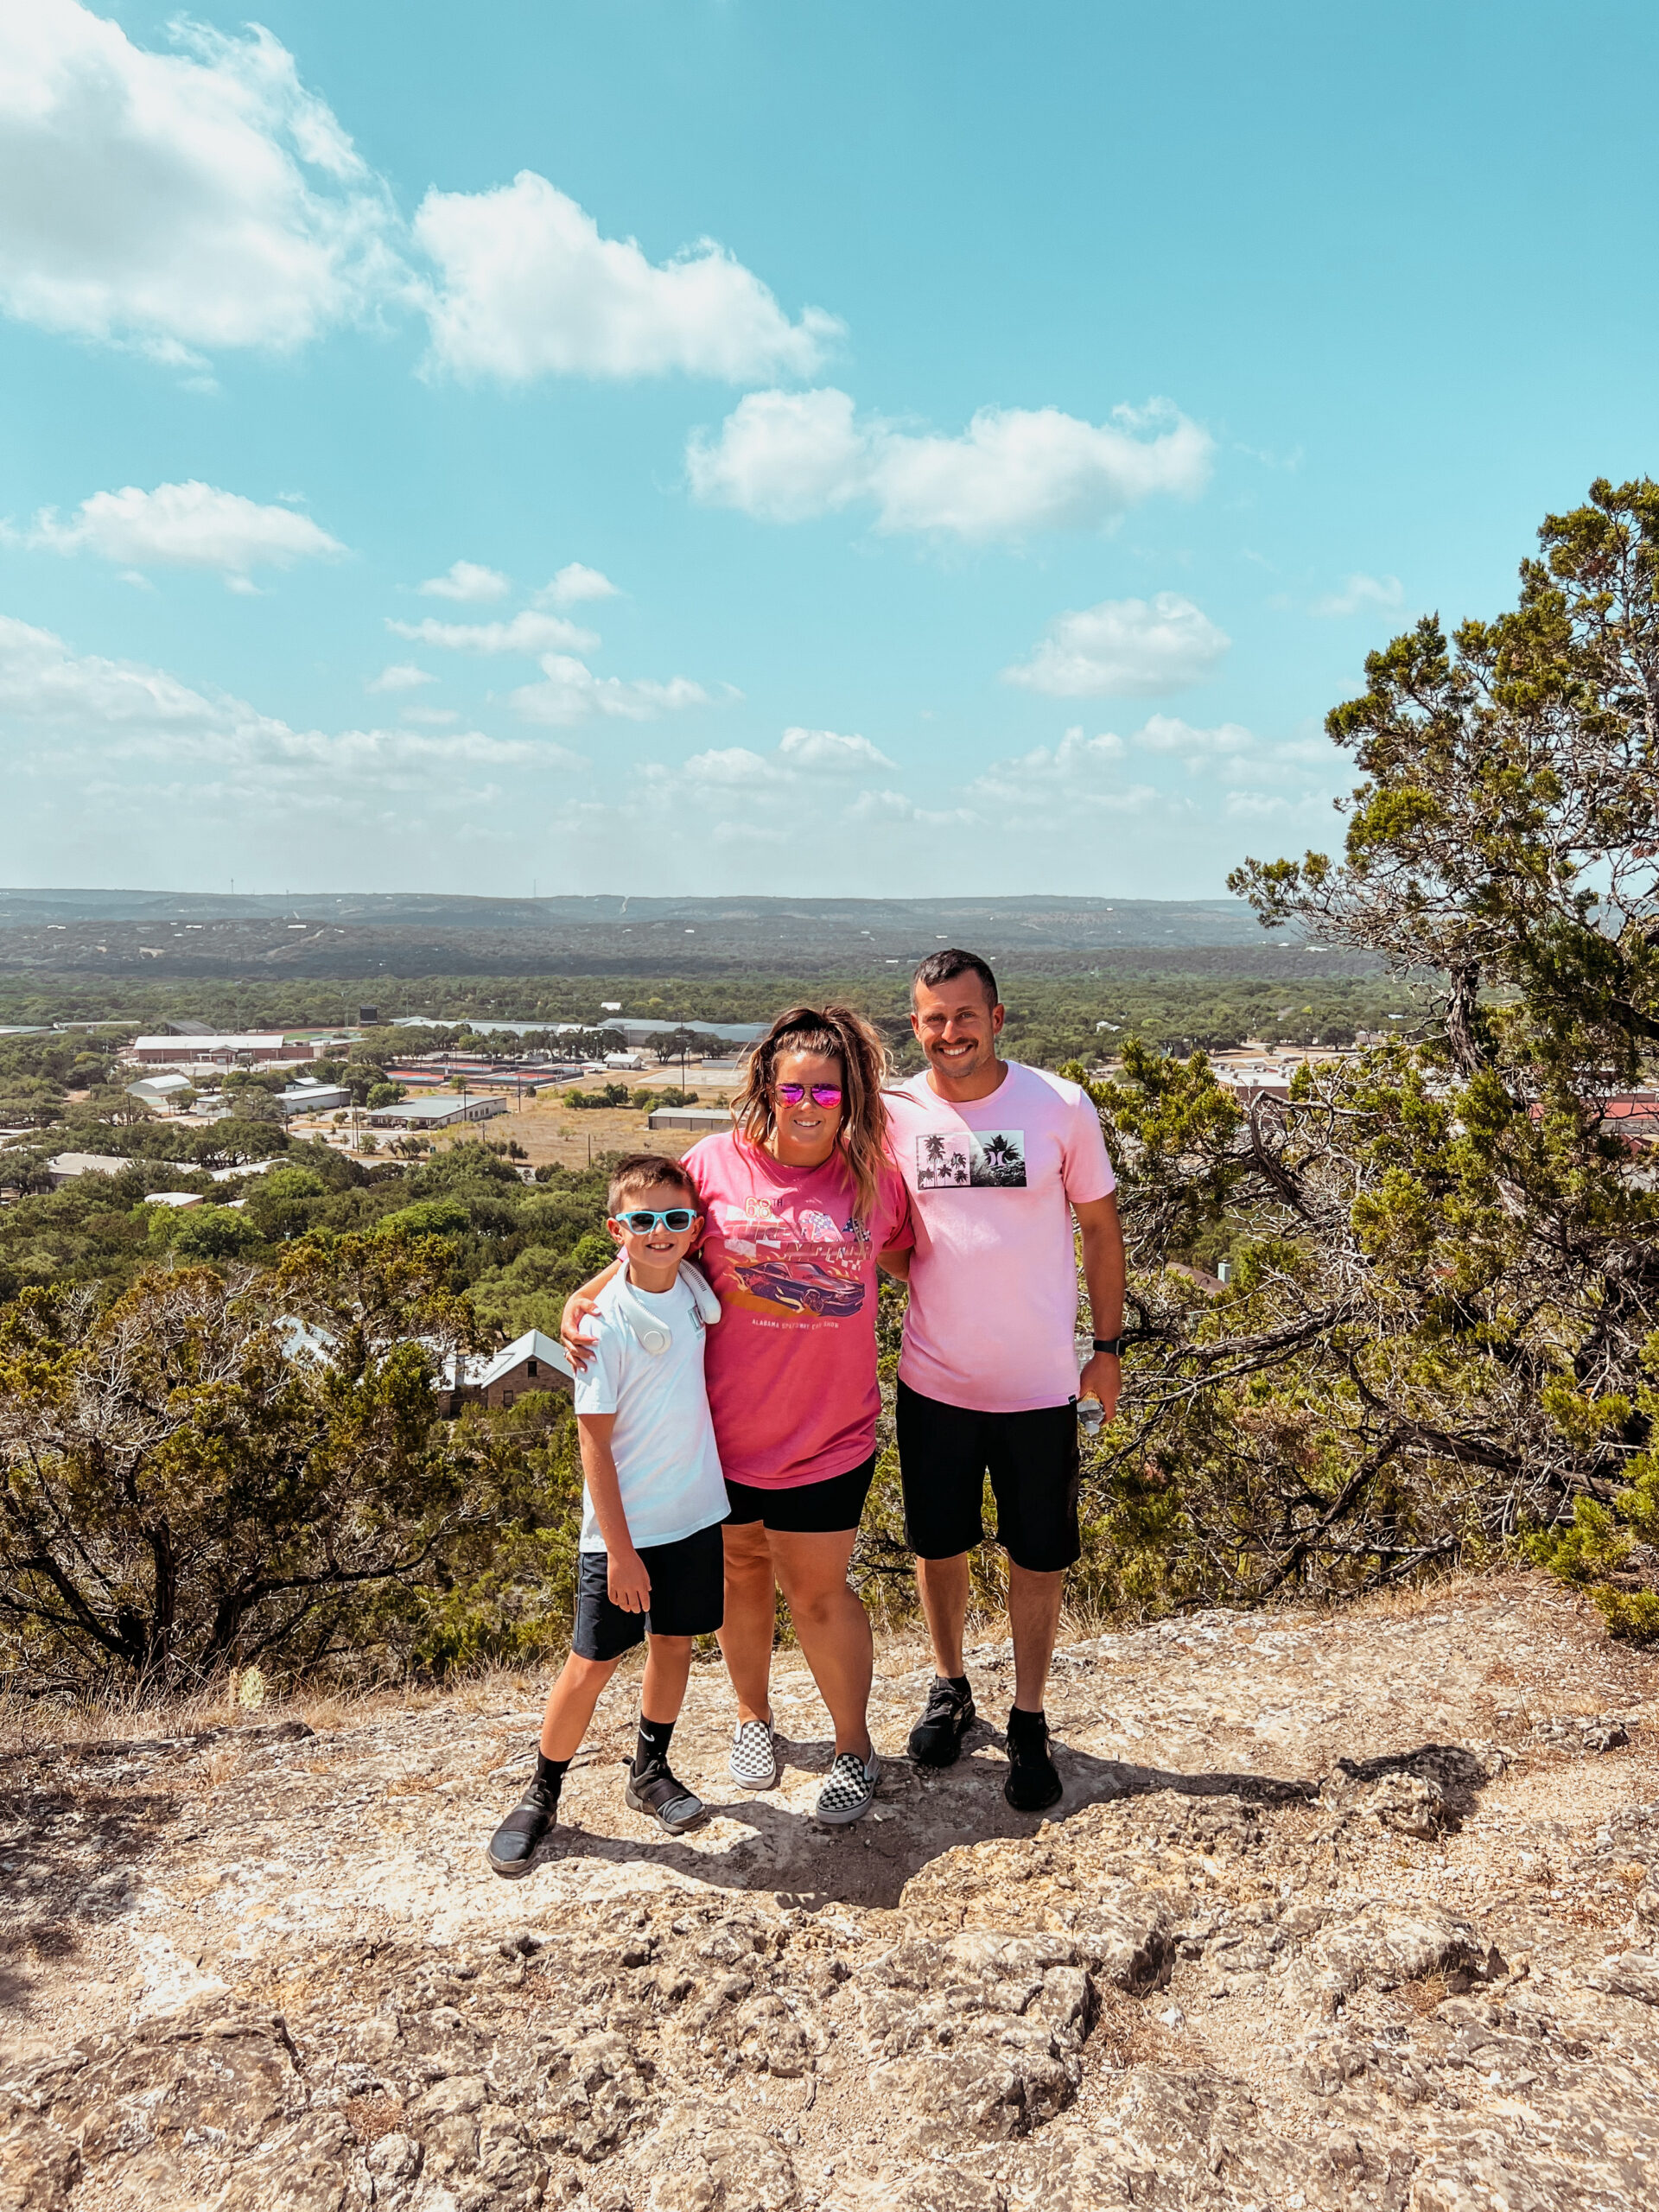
[345, 2093, 404, 2145]
[0, 1656, 562, 1762]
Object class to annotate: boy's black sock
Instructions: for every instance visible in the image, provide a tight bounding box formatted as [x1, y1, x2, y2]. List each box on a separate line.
[1007, 1705, 1048, 1740]
[634, 1718, 676, 1777]
[535, 1751, 572, 1798]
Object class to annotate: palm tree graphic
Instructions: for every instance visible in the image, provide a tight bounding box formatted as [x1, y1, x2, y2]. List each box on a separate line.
[923, 1134, 949, 1173]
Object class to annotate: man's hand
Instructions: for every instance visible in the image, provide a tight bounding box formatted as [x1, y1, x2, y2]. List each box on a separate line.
[1077, 1349, 1122, 1424]
[560, 1287, 602, 1372]
[607, 1546, 652, 1613]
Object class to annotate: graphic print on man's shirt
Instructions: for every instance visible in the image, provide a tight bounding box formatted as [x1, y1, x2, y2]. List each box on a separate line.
[715, 1195, 869, 1321]
[914, 1128, 1028, 1190]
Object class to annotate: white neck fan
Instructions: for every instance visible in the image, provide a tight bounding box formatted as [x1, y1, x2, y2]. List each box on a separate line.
[612, 1261, 721, 1355]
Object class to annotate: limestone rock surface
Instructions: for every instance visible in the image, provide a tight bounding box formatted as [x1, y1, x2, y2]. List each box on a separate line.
[4, 1574, 1659, 2209]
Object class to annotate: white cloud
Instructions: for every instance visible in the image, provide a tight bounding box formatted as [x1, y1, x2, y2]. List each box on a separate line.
[399, 706, 461, 727]
[26, 481, 344, 578]
[686, 390, 1212, 540]
[1310, 572, 1404, 619]
[965, 727, 1151, 813]
[844, 788, 979, 829]
[0, 3, 396, 363]
[777, 726, 896, 774]
[681, 728, 896, 789]
[512, 654, 715, 727]
[1002, 594, 1230, 697]
[417, 560, 511, 602]
[366, 663, 436, 694]
[1133, 713, 1255, 762]
[0, 613, 583, 785]
[385, 610, 599, 655]
[683, 747, 777, 789]
[412, 169, 840, 383]
[537, 563, 621, 607]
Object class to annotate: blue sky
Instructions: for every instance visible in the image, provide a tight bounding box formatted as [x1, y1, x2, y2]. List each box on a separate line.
[3, 1, 1656, 899]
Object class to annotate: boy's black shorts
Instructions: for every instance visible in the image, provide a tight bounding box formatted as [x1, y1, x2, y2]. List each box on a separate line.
[571, 1522, 725, 1662]
[896, 1379, 1082, 1573]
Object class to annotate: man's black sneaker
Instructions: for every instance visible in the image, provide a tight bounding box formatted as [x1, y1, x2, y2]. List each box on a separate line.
[486, 1777, 560, 1878]
[907, 1677, 977, 1769]
[625, 1764, 707, 1837]
[1003, 1711, 1063, 1813]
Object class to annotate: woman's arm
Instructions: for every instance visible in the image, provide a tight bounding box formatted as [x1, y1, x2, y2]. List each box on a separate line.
[560, 1255, 622, 1372]
[876, 1245, 912, 1281]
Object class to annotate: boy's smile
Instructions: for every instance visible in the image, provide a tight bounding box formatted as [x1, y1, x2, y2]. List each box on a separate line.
[607, 1183, 702, 1294]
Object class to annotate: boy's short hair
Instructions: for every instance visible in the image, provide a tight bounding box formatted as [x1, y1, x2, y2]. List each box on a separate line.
[607, 1153, 700, 1215]
[912, 947, 999, 1007]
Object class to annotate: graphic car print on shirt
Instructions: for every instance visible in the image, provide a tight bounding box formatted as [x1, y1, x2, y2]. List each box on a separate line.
[730, 1255, 867, 1318]
[915, 1129, 1027, 1189]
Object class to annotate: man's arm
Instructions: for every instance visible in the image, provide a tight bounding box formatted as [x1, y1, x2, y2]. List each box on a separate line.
[577, 1412, 651, 1611]
[1073, 1191, 1124, 1421]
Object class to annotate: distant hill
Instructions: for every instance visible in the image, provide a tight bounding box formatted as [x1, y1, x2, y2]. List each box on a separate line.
[0, 888, 1387, 982]
[0, 889, 1288, 950]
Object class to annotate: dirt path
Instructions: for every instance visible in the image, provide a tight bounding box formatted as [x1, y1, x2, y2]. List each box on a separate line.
[4, 1573, 1659, 2209]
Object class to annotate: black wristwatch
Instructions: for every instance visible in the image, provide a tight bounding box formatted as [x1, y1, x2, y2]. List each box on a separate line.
[1092, 1336, 1123, 1357]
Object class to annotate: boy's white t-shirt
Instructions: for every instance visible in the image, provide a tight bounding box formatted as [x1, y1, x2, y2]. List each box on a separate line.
[571, 1269, 728, 1553]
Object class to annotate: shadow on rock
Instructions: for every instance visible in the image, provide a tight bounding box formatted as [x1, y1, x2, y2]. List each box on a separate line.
[507, 1727, 1330, 1910]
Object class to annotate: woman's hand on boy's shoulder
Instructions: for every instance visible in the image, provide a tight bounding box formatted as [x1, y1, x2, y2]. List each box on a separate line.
[561, 1286, 603, 1371]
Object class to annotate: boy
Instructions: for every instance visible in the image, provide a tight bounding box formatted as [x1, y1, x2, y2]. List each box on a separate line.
[486, 1155, 728, 1878]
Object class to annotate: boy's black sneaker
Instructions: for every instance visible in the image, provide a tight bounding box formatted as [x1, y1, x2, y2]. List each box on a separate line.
[907, 1677, 976, 1768]
[486, 1777, 560, 1878]
[625, 1763, 707, 1837]
[1003, 1710, 1063, 1813]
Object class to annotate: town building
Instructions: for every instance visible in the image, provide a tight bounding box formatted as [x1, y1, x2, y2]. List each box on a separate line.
[130, 1034, 314, 1068]
[141, 1191, 204, 1211]
[124, 1072, 196, 1113]
[438, 1329, 573, 1414]
[365, 1096, 508, 1130]
[45, 1153, 131, 1185]
[646, 1105, 735, 1132]
[276, 1081, 352, 1117]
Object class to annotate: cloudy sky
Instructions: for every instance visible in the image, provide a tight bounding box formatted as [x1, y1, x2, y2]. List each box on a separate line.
[3, 2, 1656, 899]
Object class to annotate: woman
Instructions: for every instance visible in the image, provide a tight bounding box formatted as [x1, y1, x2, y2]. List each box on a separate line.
[563, 1005, 911, 1826]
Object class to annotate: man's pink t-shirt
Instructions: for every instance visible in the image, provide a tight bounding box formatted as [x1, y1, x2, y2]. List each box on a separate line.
[884, 1061, 1116, 1414]
[681, 1132, 913, 1488]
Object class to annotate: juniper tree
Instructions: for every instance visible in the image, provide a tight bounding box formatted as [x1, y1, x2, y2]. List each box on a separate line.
[1080, 481, 1659, 1631]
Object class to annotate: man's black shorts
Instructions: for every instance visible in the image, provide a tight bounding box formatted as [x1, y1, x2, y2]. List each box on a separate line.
[896, 1379, 1081, 1573]
[571, 1522, 725, 1662]
[724, 1452, 877, 1535]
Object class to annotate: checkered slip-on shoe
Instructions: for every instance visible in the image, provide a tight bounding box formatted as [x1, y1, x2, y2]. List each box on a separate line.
[729, 1717, 784, 1790]
[815, 1748, 880, 1826]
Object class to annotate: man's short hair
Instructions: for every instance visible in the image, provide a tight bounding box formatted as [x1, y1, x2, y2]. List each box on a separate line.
[607, 1153, 700, 1214]
[911, 948, 999, 1007]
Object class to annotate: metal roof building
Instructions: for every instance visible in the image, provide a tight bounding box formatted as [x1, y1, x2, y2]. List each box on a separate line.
[365, 1096, 508, 1129]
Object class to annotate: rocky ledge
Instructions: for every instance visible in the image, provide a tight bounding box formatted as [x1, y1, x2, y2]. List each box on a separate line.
[3, 1573, 1659, 2211]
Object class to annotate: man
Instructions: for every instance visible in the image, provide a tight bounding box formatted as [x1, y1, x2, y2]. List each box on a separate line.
[883, 950, 1123, 1812]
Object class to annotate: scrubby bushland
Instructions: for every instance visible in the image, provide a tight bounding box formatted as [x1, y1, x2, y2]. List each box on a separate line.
[0, 1227, 596, 1694]
[0, 1140, 620, 1692]
[1077, 480, 1658, 1632]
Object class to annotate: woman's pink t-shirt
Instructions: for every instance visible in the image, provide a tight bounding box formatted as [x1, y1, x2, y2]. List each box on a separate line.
[681, 1132, 913, 1488]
